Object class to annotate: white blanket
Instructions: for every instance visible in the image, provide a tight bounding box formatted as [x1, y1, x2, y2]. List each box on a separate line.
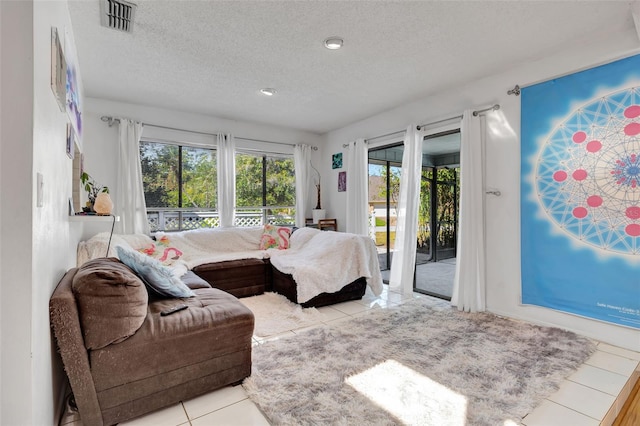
[78, 226, 384, 303]
[153, 227, 267, 269]
[269, 228, 384, 303]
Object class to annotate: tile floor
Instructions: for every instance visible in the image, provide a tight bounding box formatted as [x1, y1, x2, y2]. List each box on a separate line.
[62, 286, 639, 426]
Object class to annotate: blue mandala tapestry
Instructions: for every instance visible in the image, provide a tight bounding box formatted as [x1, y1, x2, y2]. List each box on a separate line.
[521, 53, 640, 329]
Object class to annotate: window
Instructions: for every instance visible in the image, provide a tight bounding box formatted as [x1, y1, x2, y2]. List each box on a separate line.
[140, 141, 217, 231]
[140, 142, 296, 231]
[235, 152, 295, 226]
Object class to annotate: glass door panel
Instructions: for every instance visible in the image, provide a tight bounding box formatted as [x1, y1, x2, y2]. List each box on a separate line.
[368, 145, 403, 283]
[414, 131, 461, 300]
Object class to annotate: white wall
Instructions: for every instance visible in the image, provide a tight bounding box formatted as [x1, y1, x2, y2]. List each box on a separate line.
[1, 1, 83, 424]
[81, 98, 324, 239]
[324, 26, 640, 350]
[1, 2, 34, 424]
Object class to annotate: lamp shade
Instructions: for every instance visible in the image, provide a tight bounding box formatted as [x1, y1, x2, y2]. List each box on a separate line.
[94, 192, 113, 215]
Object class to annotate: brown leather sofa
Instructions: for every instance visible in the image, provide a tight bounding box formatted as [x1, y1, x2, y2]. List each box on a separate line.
[192, 257, 366, 308]
[50, 258, 254, 426]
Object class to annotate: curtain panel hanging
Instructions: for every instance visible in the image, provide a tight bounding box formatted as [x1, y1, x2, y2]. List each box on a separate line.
[345, 138, 369, 235]
[294, 144, 312, 228]
[116, 119, 149, 235]
[217, 133, 236, 227]
[451, 110, 487, 312]
[389, 125, 423, 295]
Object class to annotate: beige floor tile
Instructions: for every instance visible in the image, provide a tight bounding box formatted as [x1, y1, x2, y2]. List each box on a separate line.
[585, 350, 640, 376]
[383, 291, 413, 304]
[182, 385, 248, 420]
[597, 342, 640, 361]
[119, 403, 189, 426]
[330, 300, 372, 315]
[190, 399, 270, 426]
[316, 305, 349, 321]
[522, 400, 599, 426]
[546, 380, 615, 420]
[324, 315, 357, 327]
[355, 297, 397, 309]
[568, 364, 629, 396]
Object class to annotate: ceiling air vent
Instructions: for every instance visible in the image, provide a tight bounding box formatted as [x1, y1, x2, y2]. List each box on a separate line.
[100, 0, 137, 33]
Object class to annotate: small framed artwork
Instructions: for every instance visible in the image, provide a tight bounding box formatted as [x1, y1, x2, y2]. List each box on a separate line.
[332, 152, 343, 169]
[338, 171, 347, 192]
[50, 27, 66, 111]
[66, 123, 76, 159]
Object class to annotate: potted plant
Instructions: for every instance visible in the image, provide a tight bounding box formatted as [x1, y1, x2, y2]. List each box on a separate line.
[80, 172, 109, 212]
[310, 162, 325, 223]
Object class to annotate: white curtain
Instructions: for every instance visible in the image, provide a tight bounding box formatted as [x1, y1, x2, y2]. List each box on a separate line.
[451, 110, 486, 312]
[116, 119, 149, 235]
[345, 138, 369, 235]
[217, 133, 236, 227]
[389, 125, 423, 295]
[294, 144, 312, 228]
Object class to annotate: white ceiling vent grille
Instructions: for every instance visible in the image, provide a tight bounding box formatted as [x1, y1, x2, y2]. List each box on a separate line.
[100, 0, 137, 33]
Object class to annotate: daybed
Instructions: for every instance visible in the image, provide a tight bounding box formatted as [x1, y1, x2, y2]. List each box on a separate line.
[50, 257, 254, 426]
[77, 226, 383, 307]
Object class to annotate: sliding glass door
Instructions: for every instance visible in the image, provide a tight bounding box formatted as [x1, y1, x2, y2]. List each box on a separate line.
[414, 130, 460, 300]
[368, 145, 403, 281]
[367, 131, 460, 297]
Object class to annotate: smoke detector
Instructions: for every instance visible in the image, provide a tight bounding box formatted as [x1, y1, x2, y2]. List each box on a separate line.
[100, 0, 137, 33]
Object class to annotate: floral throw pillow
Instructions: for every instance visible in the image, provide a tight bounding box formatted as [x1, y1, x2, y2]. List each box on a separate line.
[259, 224, 291, 250]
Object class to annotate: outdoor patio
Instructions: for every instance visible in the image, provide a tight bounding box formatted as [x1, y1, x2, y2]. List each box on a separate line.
[379, 252, 455, 300]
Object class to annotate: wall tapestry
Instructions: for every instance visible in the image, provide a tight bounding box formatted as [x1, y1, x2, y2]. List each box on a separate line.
[521, 53, 640, 329]
[65, 26, 83, 141]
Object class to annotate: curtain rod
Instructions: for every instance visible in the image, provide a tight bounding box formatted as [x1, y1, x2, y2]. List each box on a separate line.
[417, 104, 500, 130]
[342, 130, 406, 148]
[341, 104, 500, 148]
[100, 116, 318, 150]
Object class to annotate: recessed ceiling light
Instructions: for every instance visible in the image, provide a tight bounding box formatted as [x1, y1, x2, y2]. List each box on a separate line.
[324, 37, 343, 50]
[259, 88, 277, 96]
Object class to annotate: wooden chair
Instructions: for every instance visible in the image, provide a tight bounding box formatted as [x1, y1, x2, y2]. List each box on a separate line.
[318, 218, 337, 231]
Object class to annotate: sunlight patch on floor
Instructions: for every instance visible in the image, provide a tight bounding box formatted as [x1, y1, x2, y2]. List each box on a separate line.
[345, 359, 467, 425]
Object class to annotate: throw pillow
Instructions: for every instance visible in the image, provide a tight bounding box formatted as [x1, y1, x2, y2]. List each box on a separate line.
[116, 245, 195, 298]
[259, 224, 291, 250]
[72, 257, 148, 350]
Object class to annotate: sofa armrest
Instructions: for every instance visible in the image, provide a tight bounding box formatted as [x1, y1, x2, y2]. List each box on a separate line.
[50, 269, 104, 426]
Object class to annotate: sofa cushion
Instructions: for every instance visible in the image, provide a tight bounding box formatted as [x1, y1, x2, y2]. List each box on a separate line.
[181, 270, 211, 289]
[116, 245, 195, 298]
[259, 224, 291, 250]
[89, 287, 255, 402]
[72, 258, 149, 350]
[193, 259, 269, 298]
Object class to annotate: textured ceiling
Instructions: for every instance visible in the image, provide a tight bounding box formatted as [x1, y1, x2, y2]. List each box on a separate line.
[68, 1, 637, 134]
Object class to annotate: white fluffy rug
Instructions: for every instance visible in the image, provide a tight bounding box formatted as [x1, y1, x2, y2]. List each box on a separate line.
[243, 299, 595, 425]
[239, 292, 324, 337]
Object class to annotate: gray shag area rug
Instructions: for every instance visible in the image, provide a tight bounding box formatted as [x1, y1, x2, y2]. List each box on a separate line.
[243, 299, 595, 426]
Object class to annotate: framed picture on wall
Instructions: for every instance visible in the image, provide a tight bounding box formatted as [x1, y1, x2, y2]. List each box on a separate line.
[66, 123, 76, 159]
[50, 27, 66, 111]
[332, 152, 343, 169]
[338, 171, 346, 192]
[65, 26, 83, 142]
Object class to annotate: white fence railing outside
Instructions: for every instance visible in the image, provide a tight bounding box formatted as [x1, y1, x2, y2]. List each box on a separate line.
[147, 208, 295, 232]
